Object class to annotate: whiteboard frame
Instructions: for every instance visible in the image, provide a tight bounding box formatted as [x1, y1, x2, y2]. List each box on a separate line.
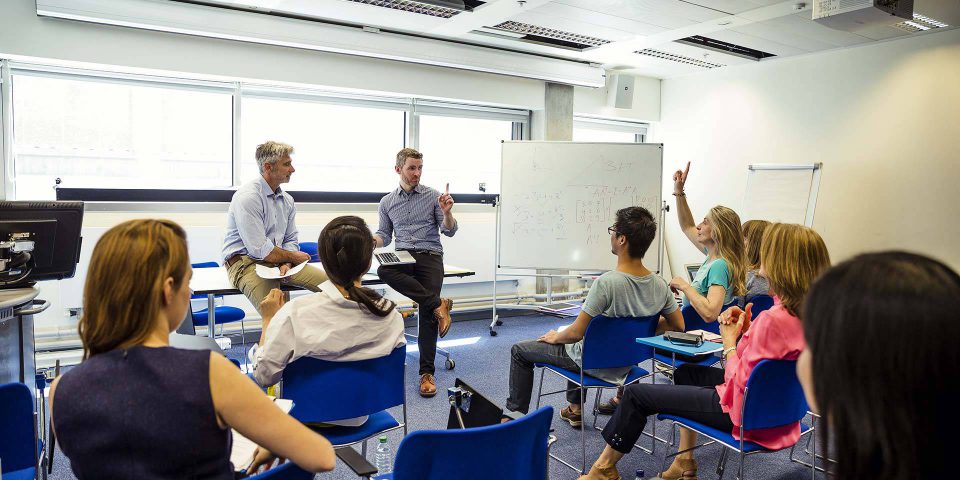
[490, 141, 666, 334]
[495, 141, 664, 271]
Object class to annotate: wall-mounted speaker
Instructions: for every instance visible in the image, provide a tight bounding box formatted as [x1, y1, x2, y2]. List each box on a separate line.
[606, 74, 634, 109]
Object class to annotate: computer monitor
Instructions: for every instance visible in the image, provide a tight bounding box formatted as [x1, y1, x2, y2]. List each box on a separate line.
[685, 263, 701, 283]
[0, 201, 84, 288]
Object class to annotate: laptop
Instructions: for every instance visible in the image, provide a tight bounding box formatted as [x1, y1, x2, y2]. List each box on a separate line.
[374, 249, 416, 266]
[169, 333, 226, 355]
[685, 263, 701, 282]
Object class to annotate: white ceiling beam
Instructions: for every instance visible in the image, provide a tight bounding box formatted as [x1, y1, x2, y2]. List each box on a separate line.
[427, 0, 555, 37]
[583, 0, 811, 62]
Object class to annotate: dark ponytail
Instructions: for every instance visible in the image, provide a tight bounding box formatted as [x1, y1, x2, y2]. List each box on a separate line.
[318, 216, 396, 317]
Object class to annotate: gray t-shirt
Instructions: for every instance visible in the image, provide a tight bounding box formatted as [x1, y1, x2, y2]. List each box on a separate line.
[739, 269, 770, 307]
[565, 270, 678, 383]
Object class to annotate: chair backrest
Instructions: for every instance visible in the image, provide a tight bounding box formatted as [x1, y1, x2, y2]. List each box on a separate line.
[681, 300, 738, 335]
[392, 406, 553, 480]
[741, 359, 809, 431]
[299, 242, 320, 263]
[281, 346, 405, 423]
[746, 294, 775, 316]
[247, 462, 315, 480]
[0, 382, 37, 472]
[580, 315, 659, 370]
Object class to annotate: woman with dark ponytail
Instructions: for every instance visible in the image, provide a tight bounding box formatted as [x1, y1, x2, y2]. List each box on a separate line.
[249, 216, 405, 424]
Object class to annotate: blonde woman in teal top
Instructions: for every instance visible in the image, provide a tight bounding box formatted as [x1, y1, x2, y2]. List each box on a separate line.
[668, 162, 746, 326]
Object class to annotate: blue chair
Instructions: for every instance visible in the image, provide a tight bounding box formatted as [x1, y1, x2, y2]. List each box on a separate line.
[299, 242, 320, 263]
[374, 406, 553, 480]
[746, 294, 775, 316]
[0, 382, 45, 480]
[654, 301, 738, 370]
[534, 315, 659, 474]
[247, 461, 315, 480]
[658, 359, 811, 479]
[280, 346, 407, 457]
[191, 262, 246, 340]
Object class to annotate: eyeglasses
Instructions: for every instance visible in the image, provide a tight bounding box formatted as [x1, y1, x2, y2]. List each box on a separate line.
[607, 226, 620, 235]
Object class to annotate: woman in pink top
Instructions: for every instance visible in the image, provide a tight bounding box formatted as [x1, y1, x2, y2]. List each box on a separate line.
[580, 224, 830, 480]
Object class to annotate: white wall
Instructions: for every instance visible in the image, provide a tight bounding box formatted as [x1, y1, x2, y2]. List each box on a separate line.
[657, 28, 960, 276]
[0, 0, 659, 331]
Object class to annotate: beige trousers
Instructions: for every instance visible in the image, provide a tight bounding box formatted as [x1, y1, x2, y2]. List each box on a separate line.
[226, 255, 328, 314]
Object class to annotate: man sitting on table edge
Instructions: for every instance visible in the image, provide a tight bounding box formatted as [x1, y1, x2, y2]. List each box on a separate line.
[221, 141, 328, 314]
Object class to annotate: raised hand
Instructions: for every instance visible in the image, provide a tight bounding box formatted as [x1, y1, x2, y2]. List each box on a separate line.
[673, 161, 690, 194]
[438, 182, 455, 214]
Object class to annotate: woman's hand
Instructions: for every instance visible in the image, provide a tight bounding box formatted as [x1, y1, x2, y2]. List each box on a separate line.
[719, 303, 752, 348]
[259, 288, 286, 323]
[246, 447, 282, 476]
[669, 276, 691, 294]
[538, 330, 561, 344]
[673, 161, 690, 194]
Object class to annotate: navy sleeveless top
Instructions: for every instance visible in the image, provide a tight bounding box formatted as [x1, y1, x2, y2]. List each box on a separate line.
[53, 346, 234, 480]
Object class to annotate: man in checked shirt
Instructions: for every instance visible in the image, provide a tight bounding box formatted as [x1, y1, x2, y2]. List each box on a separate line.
[374, 148, 457, 398]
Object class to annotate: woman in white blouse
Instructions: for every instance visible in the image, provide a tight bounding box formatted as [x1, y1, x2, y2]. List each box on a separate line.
[249, 216, 406, 425]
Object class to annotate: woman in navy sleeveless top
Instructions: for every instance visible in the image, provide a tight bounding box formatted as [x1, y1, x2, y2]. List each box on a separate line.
[50, 219, 336, 479]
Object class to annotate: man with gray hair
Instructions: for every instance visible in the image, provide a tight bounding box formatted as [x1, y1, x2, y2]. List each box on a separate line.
[222, 141, 327, 314]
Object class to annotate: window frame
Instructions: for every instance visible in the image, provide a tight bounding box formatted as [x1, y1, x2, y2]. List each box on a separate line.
[1, 61, 530, 204]
[573, 115, 649, 143]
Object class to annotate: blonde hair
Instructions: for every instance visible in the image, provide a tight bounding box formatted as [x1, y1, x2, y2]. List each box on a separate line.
[742, 220, 772, 271]
[79, 219, 189, 359]
[760, 223, 831, 316]
[706, 206, 746, 297]
[256, 141, 294, 174]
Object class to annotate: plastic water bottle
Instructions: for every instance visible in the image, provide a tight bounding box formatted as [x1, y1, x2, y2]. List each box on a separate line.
[375, 435, 392, 474]
[634, 469, 645, 480]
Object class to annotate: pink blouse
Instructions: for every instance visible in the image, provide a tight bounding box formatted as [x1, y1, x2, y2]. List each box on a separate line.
[715, 298, 805, 450]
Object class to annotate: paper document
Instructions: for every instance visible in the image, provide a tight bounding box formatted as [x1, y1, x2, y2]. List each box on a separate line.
[687, 329, 723, 343]
[231, 398, 294, 471]
[255, 260, 308, 279]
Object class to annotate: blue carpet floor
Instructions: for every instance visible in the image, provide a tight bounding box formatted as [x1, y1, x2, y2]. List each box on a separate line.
[47, 313, 826, 479]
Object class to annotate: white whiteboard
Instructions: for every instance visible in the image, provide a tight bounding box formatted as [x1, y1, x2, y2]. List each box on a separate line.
[741, 164, 822, 226]
[498, 141, 663, 271]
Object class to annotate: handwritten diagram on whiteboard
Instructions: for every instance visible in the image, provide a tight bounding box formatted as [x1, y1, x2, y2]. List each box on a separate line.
[499, 141, 663, 271]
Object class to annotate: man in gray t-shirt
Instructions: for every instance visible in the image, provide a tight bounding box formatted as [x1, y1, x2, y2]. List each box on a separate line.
[505, 207, 684, 428]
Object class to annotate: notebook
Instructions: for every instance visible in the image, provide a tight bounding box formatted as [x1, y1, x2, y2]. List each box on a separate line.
[231, 398, 294, 472]
[374, 249, 416, 266]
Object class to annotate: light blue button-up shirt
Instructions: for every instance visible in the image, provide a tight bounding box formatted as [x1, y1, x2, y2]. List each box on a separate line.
[375, 184, 458, 254]
[222, 177, 300, 262]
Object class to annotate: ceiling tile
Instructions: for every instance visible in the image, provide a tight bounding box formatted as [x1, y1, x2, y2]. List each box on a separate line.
[514, 4, 667, 40]
[704, 28, 808, 56]
[553, 0, 728, 28]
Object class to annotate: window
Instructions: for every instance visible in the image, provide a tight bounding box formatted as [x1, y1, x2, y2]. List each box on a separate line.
[573, 117, 647, 144]
[11, 73, 233, 200]
[240, 96, 405, 193]
[417, 115, 515, 194]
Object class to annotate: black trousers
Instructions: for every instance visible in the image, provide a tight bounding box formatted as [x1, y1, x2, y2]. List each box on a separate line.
[601, 364, 733, 454]
[505, 340, 586, 413]
[377, 251, 444, 375]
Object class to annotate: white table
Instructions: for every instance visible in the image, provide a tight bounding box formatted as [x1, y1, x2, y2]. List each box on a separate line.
[189, 263, 475, 339]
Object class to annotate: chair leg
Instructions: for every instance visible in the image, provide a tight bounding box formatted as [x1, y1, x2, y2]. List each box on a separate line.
[535, 368, 545, 410]
[591, 389, 602, 430]
[361, 439, 368, 459]
[580, 388, 588, 474]
[717, 448, 728, 477]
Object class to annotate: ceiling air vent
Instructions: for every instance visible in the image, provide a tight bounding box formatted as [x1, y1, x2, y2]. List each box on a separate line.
[635, 49, 725, 69]
[675, 35, 776, 61]
[485, 21, 611, 51]
[891, 12, 950, 32]
[346, 0, 484, 19]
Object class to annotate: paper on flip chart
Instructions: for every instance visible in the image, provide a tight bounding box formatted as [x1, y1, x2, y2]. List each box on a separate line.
[255, 260, 308, 279]
[231, 398, 294, 471]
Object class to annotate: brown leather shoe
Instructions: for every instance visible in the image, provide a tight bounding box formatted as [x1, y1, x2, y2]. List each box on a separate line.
[419, 373, 437, 398]
[434, 298, 454, 338]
